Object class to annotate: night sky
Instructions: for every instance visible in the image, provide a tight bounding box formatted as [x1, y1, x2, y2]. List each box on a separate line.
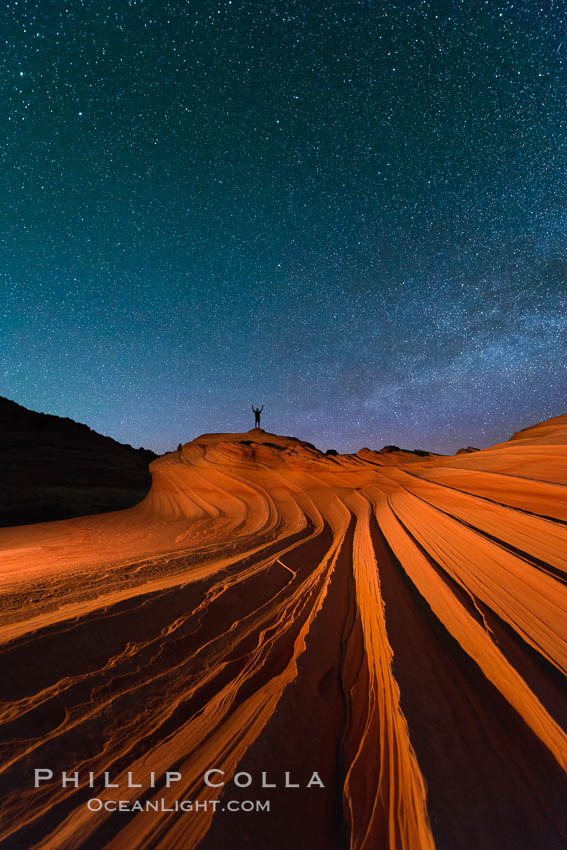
[2, 0, 566, 454]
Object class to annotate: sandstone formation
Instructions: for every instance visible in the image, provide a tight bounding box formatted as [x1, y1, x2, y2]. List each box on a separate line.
[0, 416, 565, 849]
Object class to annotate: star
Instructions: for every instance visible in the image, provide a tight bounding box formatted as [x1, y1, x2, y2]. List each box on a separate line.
[0, 0, 564, 454]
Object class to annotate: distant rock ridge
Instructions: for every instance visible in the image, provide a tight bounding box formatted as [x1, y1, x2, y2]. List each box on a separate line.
[3, 403, 566, 529]
[0, 395, 156, 526]
[378, 444, 438, 456]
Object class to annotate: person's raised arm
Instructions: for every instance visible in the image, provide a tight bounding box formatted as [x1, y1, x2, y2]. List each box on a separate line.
[260, 405, 264, 412]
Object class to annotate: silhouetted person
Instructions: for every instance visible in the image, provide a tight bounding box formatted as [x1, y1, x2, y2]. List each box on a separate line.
[252, 405, 264, 428]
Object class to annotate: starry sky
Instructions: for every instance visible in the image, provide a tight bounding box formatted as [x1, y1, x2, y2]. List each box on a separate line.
[2, 0, 566, 454]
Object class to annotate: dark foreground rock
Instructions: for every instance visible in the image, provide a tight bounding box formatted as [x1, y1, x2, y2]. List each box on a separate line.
[0, 396, 156, 527]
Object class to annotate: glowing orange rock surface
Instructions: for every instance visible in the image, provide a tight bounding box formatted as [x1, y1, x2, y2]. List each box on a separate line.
[0, 416, 566, 849]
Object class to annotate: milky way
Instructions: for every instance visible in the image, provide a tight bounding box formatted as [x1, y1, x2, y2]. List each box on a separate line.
[2, 0, 565, 453]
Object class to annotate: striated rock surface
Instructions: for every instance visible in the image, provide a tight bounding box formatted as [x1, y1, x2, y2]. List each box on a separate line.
[0, 417, 566, 849]
[0, 396, 156, 526]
